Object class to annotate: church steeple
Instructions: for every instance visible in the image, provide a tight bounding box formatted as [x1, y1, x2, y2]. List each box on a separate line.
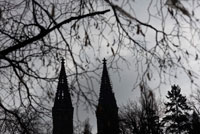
[53, 58, 72, 108]
[96, 58, 119, 134]
[52, 58, 73, 134]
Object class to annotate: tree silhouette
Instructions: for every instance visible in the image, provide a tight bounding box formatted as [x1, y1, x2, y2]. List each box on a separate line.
[0, 0, 200, 133]
[189, 111, 200, 134]
[139, 86, 162, 134]
[162, 85, 191, 134]
[119, 84, 162, 134]
[0, 105, 49, 134]
[119, 102, 141, 134]
[82, 119, 92, 134]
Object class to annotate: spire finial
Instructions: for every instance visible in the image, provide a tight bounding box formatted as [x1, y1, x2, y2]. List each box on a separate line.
[103, 58, 107, 65]
[61, 57, 65, 66]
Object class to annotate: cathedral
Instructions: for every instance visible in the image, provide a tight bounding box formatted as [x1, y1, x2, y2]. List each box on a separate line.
[52, 58, 119, 134]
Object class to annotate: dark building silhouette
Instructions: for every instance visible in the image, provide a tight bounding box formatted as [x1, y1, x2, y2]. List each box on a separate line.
[52, 58, 119, 134]
[52, 59, 73, 134]
[96, 58, 119, 134]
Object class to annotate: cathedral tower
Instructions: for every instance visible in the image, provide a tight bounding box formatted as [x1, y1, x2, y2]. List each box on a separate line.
[52, 59, 73, 134]
[96, 58, 119, 134]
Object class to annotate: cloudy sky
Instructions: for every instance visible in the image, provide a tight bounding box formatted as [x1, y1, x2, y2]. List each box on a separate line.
[69, 1, 200, 133]
[1, 0, 200, 133]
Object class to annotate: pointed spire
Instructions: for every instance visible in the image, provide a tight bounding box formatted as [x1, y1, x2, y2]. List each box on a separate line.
[98, 58, 117, 109]
[54, 58, 72, 108]
[101, 58, 112, 90]
[103, 58, 107, 64]
[96, 58, 119, 134]
[58, 58, 67, 84]
[52, 58, 74, 134]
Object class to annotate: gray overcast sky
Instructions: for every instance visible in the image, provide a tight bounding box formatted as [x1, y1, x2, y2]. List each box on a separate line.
[1, 0, 200, 133]
[69, 1, 200, 133]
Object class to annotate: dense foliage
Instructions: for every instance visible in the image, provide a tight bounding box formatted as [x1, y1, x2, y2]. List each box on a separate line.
[162, 85, 191, 134]
[119, 85, 200, 134]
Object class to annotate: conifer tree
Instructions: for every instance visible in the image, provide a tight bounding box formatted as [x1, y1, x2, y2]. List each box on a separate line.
[162, 85, 191, 134]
